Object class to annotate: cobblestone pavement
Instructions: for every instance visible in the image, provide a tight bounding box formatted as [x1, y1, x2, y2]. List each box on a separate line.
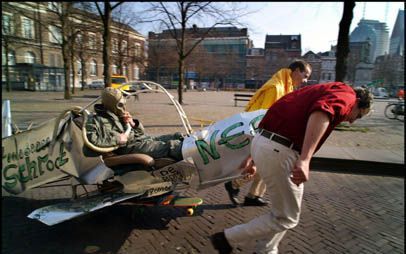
[2, 89, 404, 253]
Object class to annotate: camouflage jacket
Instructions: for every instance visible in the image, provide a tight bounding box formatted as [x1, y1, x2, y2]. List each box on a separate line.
[85, 104, 147, 148]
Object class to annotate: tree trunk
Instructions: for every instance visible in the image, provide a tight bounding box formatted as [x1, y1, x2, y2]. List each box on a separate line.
[103, 3, 112, 87]
[4, 40, 11, 92]
[178, 58, 185, 104]
[335, 1, 355, 82]
[61, 2, 71, 99]
[71, 46, 76, 94]
[62, 44, 71, 99]
[81, 56, 87, 91]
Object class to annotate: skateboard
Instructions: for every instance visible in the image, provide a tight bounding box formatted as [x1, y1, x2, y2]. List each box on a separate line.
[133, 194, 203, 216]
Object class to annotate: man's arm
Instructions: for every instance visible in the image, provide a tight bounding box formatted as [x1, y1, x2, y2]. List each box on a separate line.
[290, 111, 330, 186]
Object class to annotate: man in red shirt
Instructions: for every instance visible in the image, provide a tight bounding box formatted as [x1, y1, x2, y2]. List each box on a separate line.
[211, 82, 373, 253]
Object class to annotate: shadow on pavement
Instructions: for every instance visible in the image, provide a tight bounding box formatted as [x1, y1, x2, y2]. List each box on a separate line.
[2, 196, 190, 254]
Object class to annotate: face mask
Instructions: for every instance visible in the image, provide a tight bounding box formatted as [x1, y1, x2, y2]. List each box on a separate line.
[115, 98, 127, 117]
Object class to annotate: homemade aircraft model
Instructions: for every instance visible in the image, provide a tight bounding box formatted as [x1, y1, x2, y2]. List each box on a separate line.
[2, 81, 265, 226]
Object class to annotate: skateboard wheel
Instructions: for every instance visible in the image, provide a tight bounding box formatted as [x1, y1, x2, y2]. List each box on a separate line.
[187, 208, 194, 216]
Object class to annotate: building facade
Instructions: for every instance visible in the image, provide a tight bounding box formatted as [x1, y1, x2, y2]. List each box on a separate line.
[147, 26, 250, 89]
[263, 34, 302, 79]
[373, 53, 404, 95]
[350, 19, 390, 62]
[2, 2, 146, 90]
[246, 48, 266, 88]
[389, 9, 404, 56]
[302, 51, 321, 85]
[318, 49, 336, 84]
[345, 41, 371, 84]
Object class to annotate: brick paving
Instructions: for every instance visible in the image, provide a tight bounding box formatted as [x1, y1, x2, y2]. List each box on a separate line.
[2, 89, 404, 253]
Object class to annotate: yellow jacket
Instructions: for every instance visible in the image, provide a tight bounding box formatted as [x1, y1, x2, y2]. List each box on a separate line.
[245, 68, 293, 112]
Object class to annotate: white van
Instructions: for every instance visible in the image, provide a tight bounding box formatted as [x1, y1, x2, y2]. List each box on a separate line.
[372, 87, 389, 98]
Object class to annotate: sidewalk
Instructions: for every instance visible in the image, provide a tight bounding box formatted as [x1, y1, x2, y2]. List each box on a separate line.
[315, 145, 404, 164]
[312, 145, 404, 177]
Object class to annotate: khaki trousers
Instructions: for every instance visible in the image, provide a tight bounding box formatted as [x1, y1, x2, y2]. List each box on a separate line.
[225, 134, 303, 253]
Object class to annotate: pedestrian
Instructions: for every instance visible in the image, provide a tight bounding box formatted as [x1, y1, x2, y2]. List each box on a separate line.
[212, 82, 373, 253]
[85, 87, 184, 161]
[224, 60, 312, 206]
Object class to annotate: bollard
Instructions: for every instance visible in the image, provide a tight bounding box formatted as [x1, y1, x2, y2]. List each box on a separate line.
[2, 100, 13, 138]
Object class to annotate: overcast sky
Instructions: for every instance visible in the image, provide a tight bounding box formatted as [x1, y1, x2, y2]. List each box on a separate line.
[132, 2, 404, 54]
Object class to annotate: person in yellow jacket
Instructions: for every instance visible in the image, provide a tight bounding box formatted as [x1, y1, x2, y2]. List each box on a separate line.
[225, 60, 312, 206]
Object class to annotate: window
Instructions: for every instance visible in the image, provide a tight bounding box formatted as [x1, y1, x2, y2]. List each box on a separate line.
[2, 13, 14, 35]
[77, 61, 82, 75]
[22, 17, 34, 39]
[2, 48, 16, 65]
[327, 73, 332, 80]
[112, 39, 118, 53]
[49, 53, 56, 66]
[134, 42, 141, 57]
[25, 51, 36, 63]
[48, 2, 62, 13]
[133, 66, 139, 80]
[76, 34, 82, 44]
[88, 33, 96, 49]
[121, 40, 127, 53]
[112, 64, 117, 74]
[123, 64, 128, 76]
[49, 25, 62, 44]
[90, 60, 97, 76]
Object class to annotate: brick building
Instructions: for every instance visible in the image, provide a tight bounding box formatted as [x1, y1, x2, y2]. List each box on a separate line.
[147, 26, 250, 89]
[2, 2, 146, 90]
[263, 34, 302, 79]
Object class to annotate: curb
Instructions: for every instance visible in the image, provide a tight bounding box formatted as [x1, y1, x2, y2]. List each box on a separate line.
[311, 157, 405, 177]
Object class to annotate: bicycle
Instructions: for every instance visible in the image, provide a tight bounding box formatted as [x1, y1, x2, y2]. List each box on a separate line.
[384, 99, 404, 121]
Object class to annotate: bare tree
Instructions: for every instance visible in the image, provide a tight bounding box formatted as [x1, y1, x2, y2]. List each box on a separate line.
[94, 1, 124, 87]
[145, 2, 249, 104]
[335, 1, 355, 82]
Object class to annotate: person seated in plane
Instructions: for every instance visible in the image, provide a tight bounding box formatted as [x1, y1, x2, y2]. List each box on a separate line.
[85, 87, 184, 161]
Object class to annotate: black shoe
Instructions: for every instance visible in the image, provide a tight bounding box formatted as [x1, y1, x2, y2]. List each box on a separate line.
[224, 181, 240, 206]
[243, 196, 269, 206]
[211, 231, 232, 254]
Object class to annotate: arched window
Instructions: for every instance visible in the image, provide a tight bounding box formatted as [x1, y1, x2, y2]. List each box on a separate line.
[90, 60, 97, 76]
[77, 61, 82, 75]
[24, 51, 36, 63]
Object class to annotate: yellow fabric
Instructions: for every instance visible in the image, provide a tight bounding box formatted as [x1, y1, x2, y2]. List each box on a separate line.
[245, 68, 293, 112]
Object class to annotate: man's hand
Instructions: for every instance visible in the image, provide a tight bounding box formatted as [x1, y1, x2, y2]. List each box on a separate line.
[241, 156, 257, 180]
[117, 133, 128, 145]
[121, 111, 136, 127]
[290, 158, 310, 186]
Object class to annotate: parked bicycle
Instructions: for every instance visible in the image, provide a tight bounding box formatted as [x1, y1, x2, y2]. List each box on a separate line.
[384, 99, 404, 121]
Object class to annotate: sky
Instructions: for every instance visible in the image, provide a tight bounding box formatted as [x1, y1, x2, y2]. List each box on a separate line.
[240, 2, 405, 53]
[132, 2, 404, 54]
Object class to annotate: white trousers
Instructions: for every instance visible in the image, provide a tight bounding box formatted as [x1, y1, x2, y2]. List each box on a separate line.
[224, 134, 304, 254]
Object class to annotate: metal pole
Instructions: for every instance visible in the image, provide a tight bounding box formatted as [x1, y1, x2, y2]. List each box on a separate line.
[2, 100, 13, 138]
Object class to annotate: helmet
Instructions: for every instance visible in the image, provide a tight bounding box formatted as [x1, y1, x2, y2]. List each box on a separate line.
[101, 87, 126, 116]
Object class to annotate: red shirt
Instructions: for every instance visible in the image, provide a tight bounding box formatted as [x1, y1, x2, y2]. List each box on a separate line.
[258, 82, 356, 153]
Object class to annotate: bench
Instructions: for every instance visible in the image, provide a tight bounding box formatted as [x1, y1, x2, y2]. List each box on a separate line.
[234, 93, 254, 107]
